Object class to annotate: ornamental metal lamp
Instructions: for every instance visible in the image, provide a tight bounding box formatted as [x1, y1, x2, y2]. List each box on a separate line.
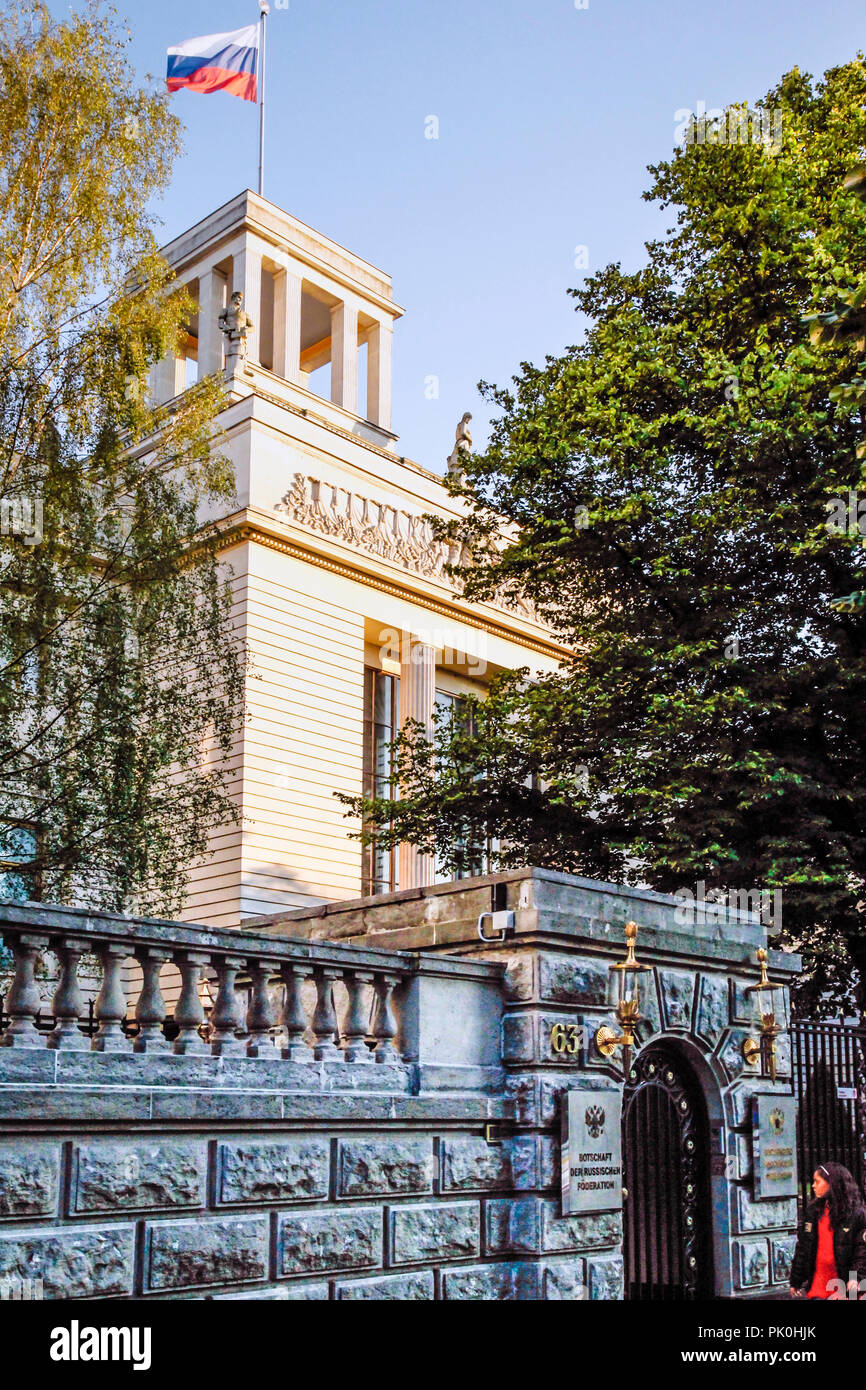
[742, 947, 789, 1082]
[595, 921, 652, 1072]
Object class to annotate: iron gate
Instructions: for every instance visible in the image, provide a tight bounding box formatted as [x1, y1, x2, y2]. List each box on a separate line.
[792, 1019, 866, 1206]
[622, 1043, 714, 1300]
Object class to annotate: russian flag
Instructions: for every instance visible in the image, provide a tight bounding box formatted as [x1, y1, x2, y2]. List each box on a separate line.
[166, 25, 259, 103]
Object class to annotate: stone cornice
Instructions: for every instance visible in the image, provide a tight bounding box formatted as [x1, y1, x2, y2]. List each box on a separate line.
[215, 509, 571, 661]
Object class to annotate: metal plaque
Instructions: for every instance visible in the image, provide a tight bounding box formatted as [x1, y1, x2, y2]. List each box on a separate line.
[561, 1089, 623, 1215]
[752, 1094, 798, 1200]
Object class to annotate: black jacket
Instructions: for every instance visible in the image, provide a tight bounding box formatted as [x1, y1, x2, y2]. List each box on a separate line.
[790, 1197, 866, 1292]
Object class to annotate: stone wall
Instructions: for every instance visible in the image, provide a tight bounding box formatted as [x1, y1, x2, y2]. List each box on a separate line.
[0, 871, 802, 1300]
[0, 1092, 607, 1300]
[256, 867, 802, 1299]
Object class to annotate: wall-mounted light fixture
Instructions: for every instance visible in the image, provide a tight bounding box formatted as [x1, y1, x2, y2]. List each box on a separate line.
[595, 921, 652, 1073]
[742, 947, 789, 1082]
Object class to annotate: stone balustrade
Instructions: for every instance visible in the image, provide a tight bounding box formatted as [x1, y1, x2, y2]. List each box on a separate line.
[0, 901, 417, 1067]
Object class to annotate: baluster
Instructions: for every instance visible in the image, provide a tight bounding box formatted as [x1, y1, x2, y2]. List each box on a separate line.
[209, 955, 246, 1056]
[48, 937, 89, 1051]
[246, 960, 277, 1058]
[372, 973, 401, 1064]
[134, 948, 171, 1053]
[280, 962, 313, 1061]
[1, 933, 49, 1048]
[311, 966, 342, 1060]
[343, 970, 374, 1062]
[92, 943, 130, 1052]
[173, 951, 210, 1055]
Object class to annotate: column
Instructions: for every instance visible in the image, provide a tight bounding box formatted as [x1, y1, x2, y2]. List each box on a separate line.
[233, 246, 262, 365]
[197, 268, 224, 377]
[366, 320, 393, 430]
[398, 637, 436, 889]
[150, 353, 183, 405]
[330, 300, 358, 413]
[273, 270, 302, 382]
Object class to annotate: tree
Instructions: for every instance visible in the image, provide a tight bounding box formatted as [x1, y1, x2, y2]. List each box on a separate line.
[348, 59, 866, 1017]
[0, 3, 243, 917]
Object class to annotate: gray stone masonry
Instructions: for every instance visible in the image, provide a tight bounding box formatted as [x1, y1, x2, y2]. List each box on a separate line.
[0, 869, 801, 1300]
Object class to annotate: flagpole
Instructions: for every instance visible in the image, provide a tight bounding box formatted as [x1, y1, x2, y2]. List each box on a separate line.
[258, 0, 269, 197]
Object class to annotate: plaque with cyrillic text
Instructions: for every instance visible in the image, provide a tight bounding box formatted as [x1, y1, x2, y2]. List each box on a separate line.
[752, 1094, 798, 1200]
[561, 1089, 623, 1215]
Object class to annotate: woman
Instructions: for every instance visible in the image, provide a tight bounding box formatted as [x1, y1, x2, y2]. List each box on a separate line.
[789, 1162, 866, 1299]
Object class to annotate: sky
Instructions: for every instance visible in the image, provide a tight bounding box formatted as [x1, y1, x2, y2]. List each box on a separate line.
[50, 0, 866, 472]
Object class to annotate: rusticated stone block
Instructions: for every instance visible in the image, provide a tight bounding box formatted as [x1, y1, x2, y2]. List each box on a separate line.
[730, 979, 753, 1025]
[771, 1237, 796, 1284]
[279, 1206, 380, 1276]
[503, 955, 534, 1002]
[442, 1262, 533, 1300]
[736, 1238, 769, 1288]
[635, 974, 662, 1041]
[486, 1198, 621, 1255]
[538, 955, 609, 1007]
[145, 1215, 269, 1292]
[216, 1281, 330, 1300]
[337, 1139, 432, 1198]
[587, 1253, 624, 1300]
[73, 1141, 206, 1213]
[217, 1139, 329, 1205]
[440, 1136, 537, 1193]
[543, 1258, 587, 1299]
[736, 1191, 797, 1233]
[282, 1281, 331, 1299]
[659, 969, 696, 1030]
[506, 1074, 540, 1126]
[695, 973, 728, 1046]
[718, 1029, 757, 1081]
[337, 1271, 435, 1300]
[542, 1204, 621, 1254]
[0, 1142, 60, 1218]
[390, 1201, 480, 1265]
[501, 1013, 534, 1063]
[0, 1223, 134, 1299]
[538, 1136, 559, 1191]
[727, 1082, 759, 1126]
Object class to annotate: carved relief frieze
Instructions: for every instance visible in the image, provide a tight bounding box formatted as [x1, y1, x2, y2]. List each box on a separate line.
[275, 472, 537, 621]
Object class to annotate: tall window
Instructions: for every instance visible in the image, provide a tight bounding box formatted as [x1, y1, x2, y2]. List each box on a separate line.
[361, 668, 400, 895]
[434, 689, 491, 880]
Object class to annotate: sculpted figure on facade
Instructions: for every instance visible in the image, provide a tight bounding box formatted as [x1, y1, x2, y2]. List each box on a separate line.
[446, 412, 473, 483]
[218, 290, 255, 367]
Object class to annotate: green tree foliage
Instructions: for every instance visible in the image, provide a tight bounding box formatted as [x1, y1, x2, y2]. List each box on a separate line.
[349, 60, 866, 1016]
[0, 3, 243, 916]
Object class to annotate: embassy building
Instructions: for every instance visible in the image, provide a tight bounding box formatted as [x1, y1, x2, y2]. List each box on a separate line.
[0, 194, 825, 1304]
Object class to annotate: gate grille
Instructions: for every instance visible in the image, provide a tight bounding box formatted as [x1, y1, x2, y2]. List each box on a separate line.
[623, 1044, 713, 1300]
[792, 1020, 866, 1206]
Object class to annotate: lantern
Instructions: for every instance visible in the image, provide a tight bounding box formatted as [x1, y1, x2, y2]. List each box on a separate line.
[742, 947, 790, 1081]
[595, 921, 652, 1072]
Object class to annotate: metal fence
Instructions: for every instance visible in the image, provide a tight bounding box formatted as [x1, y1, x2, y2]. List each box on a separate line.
[792, 1019, 866, 1205]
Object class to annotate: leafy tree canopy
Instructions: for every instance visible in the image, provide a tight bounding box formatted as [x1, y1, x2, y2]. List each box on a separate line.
[0, 2, 243, 916]
[349, 58, 866, 1017]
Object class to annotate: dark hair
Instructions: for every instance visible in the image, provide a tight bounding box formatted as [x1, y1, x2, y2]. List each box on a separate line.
[815, 1163, 864, 1227]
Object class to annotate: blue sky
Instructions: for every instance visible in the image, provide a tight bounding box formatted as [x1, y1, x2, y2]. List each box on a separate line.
[55, 0, 866, 471]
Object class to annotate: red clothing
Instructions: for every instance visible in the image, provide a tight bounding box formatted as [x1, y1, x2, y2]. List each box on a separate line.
[808, 1209, 838, 1299]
